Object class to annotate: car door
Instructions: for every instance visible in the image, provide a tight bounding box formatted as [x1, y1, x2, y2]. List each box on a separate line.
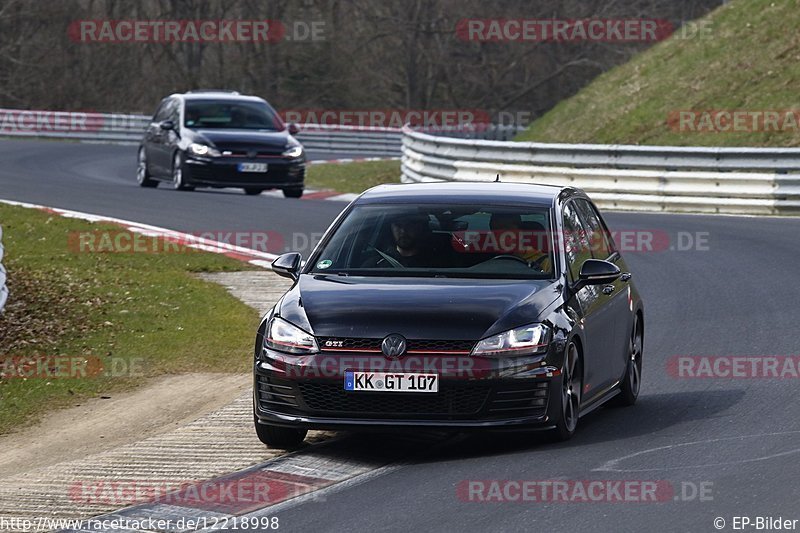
[561, 200, 617, 398]
[575, 198, 634, 384]
[148, 98, 176, 175]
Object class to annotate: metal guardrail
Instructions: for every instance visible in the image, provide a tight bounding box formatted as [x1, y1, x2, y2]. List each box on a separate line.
[401, 127, 800, 216]
[0, 109, 402, 157]
[0, 225, 8, 314]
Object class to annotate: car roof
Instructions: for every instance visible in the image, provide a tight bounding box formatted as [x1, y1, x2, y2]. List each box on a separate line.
[172, 92, 266, 103]
[356, 182, 577, 206]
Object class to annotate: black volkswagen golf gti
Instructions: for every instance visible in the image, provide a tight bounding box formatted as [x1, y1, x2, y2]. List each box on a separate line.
[254, 182, 644, 447]
[137, 91, 306, 197]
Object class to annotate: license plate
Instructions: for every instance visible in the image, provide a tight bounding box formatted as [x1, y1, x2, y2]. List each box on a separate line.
[344, 371, 438, 393]
[237, 162, 268, 173]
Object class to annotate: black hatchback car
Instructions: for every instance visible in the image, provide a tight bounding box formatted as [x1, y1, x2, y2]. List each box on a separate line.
[254, 182, 644, 448]
[137, 91, 306, 197]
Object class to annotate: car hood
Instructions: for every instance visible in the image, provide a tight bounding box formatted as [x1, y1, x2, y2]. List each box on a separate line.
[277, 274, 560, 341]
[190, 128, 292, 150]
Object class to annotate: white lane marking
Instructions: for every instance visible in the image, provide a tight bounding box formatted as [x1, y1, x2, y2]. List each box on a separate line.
[0, 198, 280, 266]
[594, 430, 800, 472]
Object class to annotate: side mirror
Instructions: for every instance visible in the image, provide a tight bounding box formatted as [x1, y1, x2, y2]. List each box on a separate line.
[287, 123, 300, 135]
[160, 120, 175, 131]
[574, 259, 621, 292]
[272, 252, 302, 281]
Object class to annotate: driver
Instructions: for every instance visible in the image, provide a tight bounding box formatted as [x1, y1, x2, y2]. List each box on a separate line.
[363, 213, 439, 268]
[489, 213, 553, 273]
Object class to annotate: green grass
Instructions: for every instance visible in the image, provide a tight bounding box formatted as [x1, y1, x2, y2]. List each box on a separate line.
[0, 204, 258, 435]
[306, 160, 401, 194]
[517, 0, 800, 147]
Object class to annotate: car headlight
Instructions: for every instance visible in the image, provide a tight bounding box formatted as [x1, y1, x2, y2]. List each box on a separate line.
[282, 145, 304, 159]
[471, 323, 551, 357]
[188, 143, 220, 157]
[264, 317, 319, 355]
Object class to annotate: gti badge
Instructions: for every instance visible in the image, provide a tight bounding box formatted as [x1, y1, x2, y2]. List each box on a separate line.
[381, 334, 407, 358]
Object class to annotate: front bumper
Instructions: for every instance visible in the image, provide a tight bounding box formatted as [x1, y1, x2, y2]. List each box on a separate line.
[253, 349, 563, 431]
[184, 155, 305, 188]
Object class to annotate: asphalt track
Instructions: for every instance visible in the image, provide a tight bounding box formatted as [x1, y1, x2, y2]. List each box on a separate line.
[2, 139, 800, 532]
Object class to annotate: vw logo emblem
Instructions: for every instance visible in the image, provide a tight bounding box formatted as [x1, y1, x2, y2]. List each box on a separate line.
[381, 334, 407, 358]
[247, 150, 257, 158]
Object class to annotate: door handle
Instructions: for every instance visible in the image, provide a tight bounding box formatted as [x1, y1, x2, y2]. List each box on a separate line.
[620, 272, 632, 282]
[602, 285, 616, 295]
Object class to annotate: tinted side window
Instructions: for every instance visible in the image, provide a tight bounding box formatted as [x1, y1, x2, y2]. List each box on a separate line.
[574, 198, 614, 259]
[562, 201, 593, 281]
[153, 99, 171, 122]
[167, 99, 180, 123]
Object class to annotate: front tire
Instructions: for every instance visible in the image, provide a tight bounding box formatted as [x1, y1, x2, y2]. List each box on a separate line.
[254, 416, 307, 449]
[283, 187, 303, 199]
[136, 148, 158, 188]
[614, 313, 643, 407]
[552, 341, 581, 441]
[171, 152, 195, 191]
[244, 188, 264, 196]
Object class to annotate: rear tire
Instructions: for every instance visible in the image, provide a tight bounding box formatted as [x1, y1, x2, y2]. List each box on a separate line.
[244, 188, 264, 196]
[254, 416, 307, 449]
[136, 148, 158, 188]
[283, 187, 303, 199]
[552, 341, 581, 441]
[613, 313, 643, 407]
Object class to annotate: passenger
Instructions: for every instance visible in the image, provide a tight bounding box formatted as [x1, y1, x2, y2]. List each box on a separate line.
[489, 213, 553, 272]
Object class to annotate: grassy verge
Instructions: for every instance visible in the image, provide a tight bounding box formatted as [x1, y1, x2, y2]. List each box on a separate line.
[306, 159, 401, 194]
[0, 204, 258, 435]
[517, 0, 800, 147]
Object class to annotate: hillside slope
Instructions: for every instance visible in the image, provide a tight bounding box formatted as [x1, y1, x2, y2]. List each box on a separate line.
[517, 0, 800, 147]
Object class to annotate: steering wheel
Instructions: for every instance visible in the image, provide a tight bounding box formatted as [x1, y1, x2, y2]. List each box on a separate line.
[490, 254, 529, 265]
[368, 246, 405, 268]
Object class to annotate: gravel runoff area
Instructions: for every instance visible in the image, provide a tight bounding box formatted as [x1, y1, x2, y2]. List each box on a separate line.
[0, 271, 336, 528]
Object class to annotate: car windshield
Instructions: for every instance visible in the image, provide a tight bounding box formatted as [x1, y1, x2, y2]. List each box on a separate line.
[184, 100, 282, 130]
[309, 204, 556, 279]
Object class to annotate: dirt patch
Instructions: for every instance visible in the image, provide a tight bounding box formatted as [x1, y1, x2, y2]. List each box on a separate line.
[0, 265, 99, 354]
[0, 372, 249, 478]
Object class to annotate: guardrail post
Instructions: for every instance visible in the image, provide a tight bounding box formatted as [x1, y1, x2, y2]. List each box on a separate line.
[0, 225, 8, 314]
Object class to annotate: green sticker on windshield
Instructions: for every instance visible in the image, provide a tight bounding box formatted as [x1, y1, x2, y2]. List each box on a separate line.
[317, 259, 333, 269]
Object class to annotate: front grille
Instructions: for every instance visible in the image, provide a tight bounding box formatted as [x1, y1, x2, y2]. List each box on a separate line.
[318, 337, 381, 351]
[215, 143, 285, 156]
[298, 382, 489, 417]
[256, 375, 299, 411]
[317, 337, 475, 354]
[188, 163, 304, 184]
[486, 381, 549, 417]
[407, 339, 474, 353]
